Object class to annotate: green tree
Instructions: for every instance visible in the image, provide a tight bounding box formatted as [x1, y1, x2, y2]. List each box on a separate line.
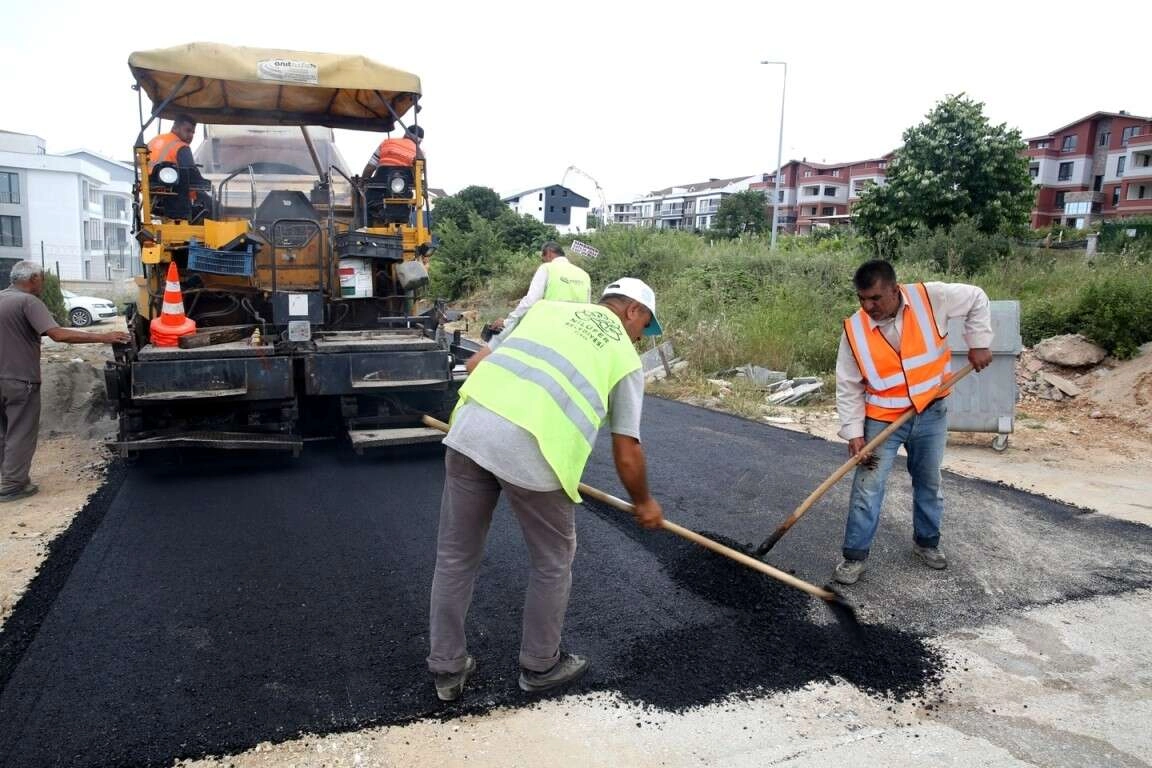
[430, 195, 474, 231]
[429, 213, 510, 298]
[455, 185, 507, 222]
[40, 271, 68, 326]
[854, 94, 1033, 247]
[495, 211, 558, 251]
[714, 190, 770, 239]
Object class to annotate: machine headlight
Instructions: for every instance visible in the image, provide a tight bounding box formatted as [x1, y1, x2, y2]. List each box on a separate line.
[389, 175, 407, 195]
[157, 166, 179, 185]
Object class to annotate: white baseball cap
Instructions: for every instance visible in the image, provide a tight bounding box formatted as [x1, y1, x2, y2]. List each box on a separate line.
[602, 277, 662, 336]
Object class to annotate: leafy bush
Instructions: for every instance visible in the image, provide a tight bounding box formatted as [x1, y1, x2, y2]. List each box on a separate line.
[897, 219, 1012, 276]
[39, 271, 69, 326]
[1020, 299, 1078, 346]
[1076, 277, 1152, 359]
[428, 214, 512, 299]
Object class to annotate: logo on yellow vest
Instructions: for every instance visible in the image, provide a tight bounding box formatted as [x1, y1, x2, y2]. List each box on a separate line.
[566, 309, 623, 348]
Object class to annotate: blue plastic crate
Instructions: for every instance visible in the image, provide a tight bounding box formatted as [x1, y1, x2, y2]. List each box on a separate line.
[187, 243, 255, 277]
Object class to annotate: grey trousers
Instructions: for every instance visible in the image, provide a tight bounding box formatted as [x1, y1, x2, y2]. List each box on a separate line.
[428, 448, 576, 675]
[0, 379, 41, 494]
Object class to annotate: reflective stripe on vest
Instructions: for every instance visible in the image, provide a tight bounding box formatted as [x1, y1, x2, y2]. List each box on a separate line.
[455, 300, 641, 501]
[542, 260, 591, 303]
[147, 133, 188, 172]
[844, 283, 951, 422]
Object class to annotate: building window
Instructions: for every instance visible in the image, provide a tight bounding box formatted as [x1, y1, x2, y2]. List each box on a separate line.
[803, 170, 814, 177]
[804, 185, 819, 196]
[878, 161, 887, 169]
[0, 215, 23, 247]
[1058, 162, 1074, 181]
[1094, 175, 1103, 192]
[1029, 164, 1039, 179]
[1054, 191, 1066, 209]
[550, 189, 555, 197]
[1061, 135, 1077, 152]
[1036, 141, 1050, 149]
[1118, 156, 1127, 175]
[808, 206, 817, 215]
[562, 206, 567, 213]
[1121, 126, 1143, 145]
[823, 186, 837, 196]
[821, 206, 834, 216]
[831, 170, 841, 177]
[1065, 201, 1091, 215]
[549, 205, 554, 212]
[1099, 131, 1111, 147]
[0, 172, 19, 204]
[1112, 186, 1121, 206]
[538, 193, 543, 201]
[1139, 185, 1148, 200]
[778, 190, 785, 203]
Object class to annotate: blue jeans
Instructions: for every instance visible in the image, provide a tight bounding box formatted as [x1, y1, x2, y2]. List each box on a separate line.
[842, 399, 948, 561]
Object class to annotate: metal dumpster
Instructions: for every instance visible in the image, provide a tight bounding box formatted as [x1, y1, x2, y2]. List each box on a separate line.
[946, 300, 1022, 451]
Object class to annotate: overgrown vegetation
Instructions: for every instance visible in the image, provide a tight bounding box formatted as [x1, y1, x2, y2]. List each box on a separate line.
[447, 227, 1152, 372]
[428, 185, 558, 297]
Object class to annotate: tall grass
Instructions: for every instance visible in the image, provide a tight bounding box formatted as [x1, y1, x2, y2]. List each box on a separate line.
[463, 228, 1152, 372]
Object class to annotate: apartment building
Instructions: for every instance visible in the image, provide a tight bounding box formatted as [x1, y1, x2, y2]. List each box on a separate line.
[0, 130, 137, 280]
[623, 175, 759, 231]
[1026, 111, 1152, 228]
[747, 156, 891, 235]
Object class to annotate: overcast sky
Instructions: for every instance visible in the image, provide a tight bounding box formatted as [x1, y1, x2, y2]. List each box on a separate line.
[2, 0, 1145, 206]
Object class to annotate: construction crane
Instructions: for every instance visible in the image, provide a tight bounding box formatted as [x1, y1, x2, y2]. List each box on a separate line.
[561, 165, 609, 229]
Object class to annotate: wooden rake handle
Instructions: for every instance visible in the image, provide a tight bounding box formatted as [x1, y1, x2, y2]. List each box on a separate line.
[754, 363, 975, 556]
[420, 415, 838, 603]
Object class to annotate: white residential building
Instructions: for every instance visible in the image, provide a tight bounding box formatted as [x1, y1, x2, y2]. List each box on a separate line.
[626, 175, 759, 231]
[501, 184, 591, 235]
[0, 130, 138, 282]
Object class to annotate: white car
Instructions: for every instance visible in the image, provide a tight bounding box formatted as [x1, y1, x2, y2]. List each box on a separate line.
[62, 289, 119, 328]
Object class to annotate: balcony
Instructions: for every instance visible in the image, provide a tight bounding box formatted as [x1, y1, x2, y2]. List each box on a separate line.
[658, 207, 685, 219]
[1123, 153, 1152, 179]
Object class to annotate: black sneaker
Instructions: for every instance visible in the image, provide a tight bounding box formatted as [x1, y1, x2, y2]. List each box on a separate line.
[0, 483, 39, 503]
[518, 652, 589, 693]
[434, 655, 476, 702]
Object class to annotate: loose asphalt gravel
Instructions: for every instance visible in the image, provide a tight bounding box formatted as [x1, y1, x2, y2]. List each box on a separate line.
[1, 397, 1149, 767]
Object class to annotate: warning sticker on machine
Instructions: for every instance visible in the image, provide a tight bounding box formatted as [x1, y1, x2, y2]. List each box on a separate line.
[256, 59, 319, 84]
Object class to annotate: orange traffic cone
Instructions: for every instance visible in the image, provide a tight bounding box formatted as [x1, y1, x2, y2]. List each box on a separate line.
[149, 262, 197, 347]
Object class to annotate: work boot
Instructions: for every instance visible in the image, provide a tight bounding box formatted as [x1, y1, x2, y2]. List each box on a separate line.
[518, 652, 589, 693]
[913, 545, 947, 570]
[833, 558, 866, 585]
[434, 655, 476, 702]
[0, 483, 39, 503]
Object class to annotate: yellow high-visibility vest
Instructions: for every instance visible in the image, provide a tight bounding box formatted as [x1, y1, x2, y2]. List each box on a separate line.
[456, 300, 640, 501]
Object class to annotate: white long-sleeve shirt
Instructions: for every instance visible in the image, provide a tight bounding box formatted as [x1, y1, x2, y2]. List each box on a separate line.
[495, 256, 576, 344]
[836, 282, 993, 440]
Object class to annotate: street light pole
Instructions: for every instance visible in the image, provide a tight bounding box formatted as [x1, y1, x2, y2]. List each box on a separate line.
[761, 60, 787, 250]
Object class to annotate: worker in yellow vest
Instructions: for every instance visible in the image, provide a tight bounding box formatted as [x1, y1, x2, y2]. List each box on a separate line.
[833, 259, 993, 586]
[487, 241, 590, 335]
[428, 278, 663, 702]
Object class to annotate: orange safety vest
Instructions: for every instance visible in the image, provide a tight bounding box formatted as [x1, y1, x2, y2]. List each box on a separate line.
[373, 137, 418, 168]
[844, 282, 952, 422]
[146, 132, 189, 172]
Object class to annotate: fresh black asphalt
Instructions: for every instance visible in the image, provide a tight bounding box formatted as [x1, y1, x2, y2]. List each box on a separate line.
[1, 397, 1149, 767]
